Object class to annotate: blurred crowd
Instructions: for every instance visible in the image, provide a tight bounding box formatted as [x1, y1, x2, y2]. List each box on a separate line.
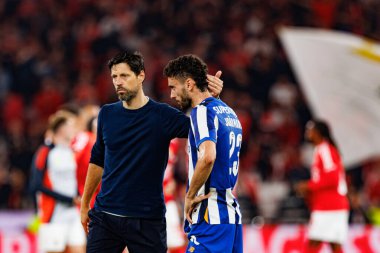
[1, 0, 380, 225]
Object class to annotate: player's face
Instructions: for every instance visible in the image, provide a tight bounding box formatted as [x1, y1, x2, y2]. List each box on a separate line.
[58, 117, 77, 143]
[111, 63, 144, 103]
[305, 121, 317, 143]
[168, 77, 191, 110]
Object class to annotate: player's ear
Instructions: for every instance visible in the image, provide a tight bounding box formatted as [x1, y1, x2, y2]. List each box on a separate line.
[185, 78, 194, 91]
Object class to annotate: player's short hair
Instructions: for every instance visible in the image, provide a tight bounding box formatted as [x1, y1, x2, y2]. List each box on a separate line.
[163, 54, 208, 92]
[86, 116, 97, 132]
[107, 51, 145, 76]
[48, 112, 70, 134]
[58, 103, 80, 116]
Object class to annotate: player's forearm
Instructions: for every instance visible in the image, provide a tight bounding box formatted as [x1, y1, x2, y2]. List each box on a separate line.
[81, 163, 103, 207]
[39, 186, 75, 204]
[308, 169, 339, 191]
[32, 169, 75, 204]
[186, 157, 214, 199]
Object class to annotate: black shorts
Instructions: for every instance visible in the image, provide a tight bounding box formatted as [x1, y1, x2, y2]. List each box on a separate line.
[86, 209, 167, 253]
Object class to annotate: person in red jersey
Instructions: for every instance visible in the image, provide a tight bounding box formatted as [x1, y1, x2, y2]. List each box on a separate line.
[295, 119, 349, 253]
[163, 139, 186, 252]
[71, 105, 99, 207]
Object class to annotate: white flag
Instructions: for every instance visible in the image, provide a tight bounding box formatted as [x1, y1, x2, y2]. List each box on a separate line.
[279, 27, 380, 167]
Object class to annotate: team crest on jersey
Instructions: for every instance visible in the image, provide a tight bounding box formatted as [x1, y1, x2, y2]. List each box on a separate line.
[190, 235, 200, 245]
[188, 246, 195, 252]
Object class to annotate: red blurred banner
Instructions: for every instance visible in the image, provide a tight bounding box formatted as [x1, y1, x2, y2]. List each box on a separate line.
[243, 224, 380, 253]
[1, 224, 379, 253]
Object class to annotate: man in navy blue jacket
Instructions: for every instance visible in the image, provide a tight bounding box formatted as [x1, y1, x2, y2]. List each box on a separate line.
[80, 51, 222, 253]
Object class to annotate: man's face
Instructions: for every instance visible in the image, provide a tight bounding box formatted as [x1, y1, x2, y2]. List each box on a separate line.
[111, 63, 144, 103]
[305, 121, 317, 143]
[58, 117, 77, 143]
[168, 77, 191, 110]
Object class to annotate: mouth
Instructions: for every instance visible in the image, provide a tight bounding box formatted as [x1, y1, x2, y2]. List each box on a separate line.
[117, 88, 127, 93]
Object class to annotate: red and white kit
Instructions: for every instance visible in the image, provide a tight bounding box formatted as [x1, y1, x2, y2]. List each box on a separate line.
[307, 141, 349, 244]
[163, 139, 185, 249]
[72, 131, 99, 207]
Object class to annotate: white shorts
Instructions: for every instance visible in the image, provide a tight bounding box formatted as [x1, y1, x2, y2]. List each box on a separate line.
[165, 200, 185, 248]
[38, 206, 86, 252]
[308, 210, 349, 244]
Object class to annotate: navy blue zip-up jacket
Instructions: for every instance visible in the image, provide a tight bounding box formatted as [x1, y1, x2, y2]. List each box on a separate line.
[90, 99, 189, 218]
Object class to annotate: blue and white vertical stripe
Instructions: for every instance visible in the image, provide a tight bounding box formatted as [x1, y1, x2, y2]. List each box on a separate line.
[186, 98, 242, 228]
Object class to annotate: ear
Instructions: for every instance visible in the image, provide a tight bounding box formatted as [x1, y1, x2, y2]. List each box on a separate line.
[138, 71, 145, 82]
[185, 78, 195, 91]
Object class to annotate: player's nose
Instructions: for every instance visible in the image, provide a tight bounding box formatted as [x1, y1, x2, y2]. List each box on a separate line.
[170, 90, 176, 99]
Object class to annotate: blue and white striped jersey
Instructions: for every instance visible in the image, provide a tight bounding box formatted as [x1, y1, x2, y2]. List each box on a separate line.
[186, 97, 242, 231]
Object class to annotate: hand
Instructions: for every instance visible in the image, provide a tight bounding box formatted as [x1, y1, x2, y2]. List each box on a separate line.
[185, 193, 211, 224]
[207, 71, 223, 98]
[294, 181, 310, 197]
[80, 204, 91, 235]
[73, 196, 81, 206]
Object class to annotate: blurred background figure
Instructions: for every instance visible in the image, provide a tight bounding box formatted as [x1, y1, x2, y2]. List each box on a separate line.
[31, 112, 85, 253]
[163, 139, 186, 253]
[71, 105, 100, 207]
[295, 120, 349, 253]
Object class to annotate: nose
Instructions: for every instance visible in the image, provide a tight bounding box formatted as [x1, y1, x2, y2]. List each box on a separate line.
[170, 90, 176, 99]
[114, 80, 122, 88]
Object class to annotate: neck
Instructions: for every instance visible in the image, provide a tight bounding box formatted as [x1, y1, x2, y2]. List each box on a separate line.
[314, 137, 324, 145]
[53, 136, 70, 147]
[191, 90, 212, 108]
[122, 90, 149, 110]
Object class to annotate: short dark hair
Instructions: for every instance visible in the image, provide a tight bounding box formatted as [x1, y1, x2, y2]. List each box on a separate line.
[58, 103, 80, 116]
[48, 113, 69, 134]
[163, 54, 208, 92]
[86, 116, 97, 132]
[107, 51, 145, 76]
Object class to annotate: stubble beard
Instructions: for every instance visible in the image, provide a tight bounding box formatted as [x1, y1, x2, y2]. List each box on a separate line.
[178, 92, 192, 111]
[118, 89, 138, 103]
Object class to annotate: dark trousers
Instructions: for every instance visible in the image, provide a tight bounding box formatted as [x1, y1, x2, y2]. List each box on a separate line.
[86, 209, 167, 253]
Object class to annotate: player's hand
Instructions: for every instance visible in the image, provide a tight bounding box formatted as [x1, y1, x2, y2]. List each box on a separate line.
[80, 204, 91, 235]
[207, 71, 223, 98]
[185, 193, 211, 224]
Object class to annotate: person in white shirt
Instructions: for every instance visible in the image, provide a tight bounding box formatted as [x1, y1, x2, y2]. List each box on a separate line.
[32, 112, 85, 253]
